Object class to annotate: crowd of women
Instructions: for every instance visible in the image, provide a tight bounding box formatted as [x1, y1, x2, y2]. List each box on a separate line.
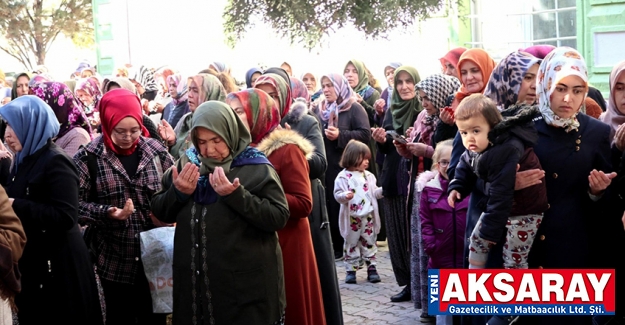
[0, 44, 623, 325]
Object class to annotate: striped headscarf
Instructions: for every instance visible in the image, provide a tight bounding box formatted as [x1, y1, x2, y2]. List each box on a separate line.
[254, 73, 292, 118]
[318, 73, 355, 128]
[188, 73, 227, 105]
[537, 46, 588, 133]
[227, 88, 281, 145]
[485, 51, 541, 110]
[130, 65, 158, 92]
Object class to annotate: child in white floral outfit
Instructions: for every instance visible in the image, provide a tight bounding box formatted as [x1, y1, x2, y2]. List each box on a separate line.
[334, 140, 384, 284]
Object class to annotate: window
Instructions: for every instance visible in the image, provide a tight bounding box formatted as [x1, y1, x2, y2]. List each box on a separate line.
[465, 0, 576, 59]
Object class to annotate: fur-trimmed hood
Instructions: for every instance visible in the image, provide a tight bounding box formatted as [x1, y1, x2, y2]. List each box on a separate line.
[416, 170, 438, 192]
[488, 103, 540, 147]
[283, 99, 309, 125]
[257, 128, 315, 159]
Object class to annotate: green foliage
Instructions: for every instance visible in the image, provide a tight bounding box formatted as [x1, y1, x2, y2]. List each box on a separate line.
[0, 0, 94, 69]
[224, 0, 445, 49]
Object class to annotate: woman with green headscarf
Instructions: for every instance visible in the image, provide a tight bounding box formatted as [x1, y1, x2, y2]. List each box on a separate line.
[344, 60, 382, 127]
[157, 73, 227, 160]
[151, 101, 289, 325]
[371, 66, 423, 303]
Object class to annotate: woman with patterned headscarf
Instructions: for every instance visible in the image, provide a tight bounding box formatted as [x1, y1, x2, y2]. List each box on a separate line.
[75, 77, 104, 128]
[371, 66, 422, 304]
[485, 50, 542, 110]
[229, 88, 326, 325]
[158, 73, 227, 160]
[31, 82, 93, 157]
[161, 74, 190, 130]
[313, 73, 370, 261]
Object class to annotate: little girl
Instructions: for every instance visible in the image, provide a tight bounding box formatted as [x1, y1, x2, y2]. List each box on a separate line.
[419, 139, 468, 325]
[334, 140, 384, 284]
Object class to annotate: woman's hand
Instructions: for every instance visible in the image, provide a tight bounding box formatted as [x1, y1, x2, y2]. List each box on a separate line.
[440, 109, 455, 125]
[325, 126, 339, 141]
[374, 99, 385, 115]
[107, 199, 134, 221]
[158, 120, 176, 146]
[405, 143, 428, 157]
[154, 102, 165, 114]
[0, 150, 11, 160]
[353, 93, 363, 103]
[141, 99, 150, 115]
[345, 192, 354, 200]
[515, 165, 545, 190]
[405, 127, 414, 137]
[173, 163, 199, 195]
[371, 127, 387, 144]
[614, 124, 625, 151]
[448, 190, 461, 208]
[209, 166, 240, 196]
[588, 169, 617, 196]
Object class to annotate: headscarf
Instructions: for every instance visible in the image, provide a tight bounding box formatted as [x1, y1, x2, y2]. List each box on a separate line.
[600, 60, 625, 137]
[188, 74, 227, 105]
[166, 74, 188, 105]
[30, 82, 93, 140]
[130, 65, 158, 92]
[11, 72, 30, 100]
[345, 59, 373, 97]
[103, 77, 136, 94]
[263, 67, 291, 88]
[587, 87, 607, 112]
[318, 73, 355, 128]
[209, 61, 230, 75]
[76, 77, 103, 114]
[245, 67, 263, 88]
[27, 74, 54, 90]
[391, 66, 423, 134]
[190, 101, 251, 175]
[537, 46, 588, 133]
[454, 48, 496, 105]
[300, 72, 318, 94]
[0, 95, 60, 168]
[440, 47, 468, 71]
[75, 61, 91, 75]
[521, 45, 556, 59]
[99, 89, 150, 155]
[416, 73, 461, 111]
[290, 77, 311, 103]
[384, 62, 403, 105]
[227, 89, 281, 145]
[254, 73, 292, 118]
[485, 51, 541, 110]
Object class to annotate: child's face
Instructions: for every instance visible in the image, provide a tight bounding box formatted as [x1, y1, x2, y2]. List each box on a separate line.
[457, 114, 491, 153]
[437, 147, 452, 180]
[357, 157, 369, 172]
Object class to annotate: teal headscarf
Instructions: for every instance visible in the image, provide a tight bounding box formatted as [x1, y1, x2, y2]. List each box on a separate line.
[390, 66, 423, 134]
[190, 101, 251, 174]
[0, 95, 60, 168]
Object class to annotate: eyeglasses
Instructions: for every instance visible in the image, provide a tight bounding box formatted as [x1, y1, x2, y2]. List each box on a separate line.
[112, 129, 141, 139]
[438, 160, 450, 167]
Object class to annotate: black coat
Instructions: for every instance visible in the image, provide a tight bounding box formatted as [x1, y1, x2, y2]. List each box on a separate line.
[5, 141, 102, 325]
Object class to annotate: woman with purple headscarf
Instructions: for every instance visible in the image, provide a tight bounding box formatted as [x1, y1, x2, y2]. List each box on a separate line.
[75, 77, 103, 128]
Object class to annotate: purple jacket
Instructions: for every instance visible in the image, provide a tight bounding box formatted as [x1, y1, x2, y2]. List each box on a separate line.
[419, 174, 468, 269]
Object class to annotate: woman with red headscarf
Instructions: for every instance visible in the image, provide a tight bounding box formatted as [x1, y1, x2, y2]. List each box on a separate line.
[73, 88, 175, 325]
[440, 47, 468, 79]
[228, 88, 326, 325]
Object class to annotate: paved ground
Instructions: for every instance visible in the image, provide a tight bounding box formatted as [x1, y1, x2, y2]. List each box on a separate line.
[337, 241, 426, 325]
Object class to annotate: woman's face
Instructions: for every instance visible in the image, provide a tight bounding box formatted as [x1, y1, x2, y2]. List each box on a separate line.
[4, 125, 22, 152]
[436, 147, 452, 180]
[227, 97, 249, 130]
[81, 70, 93, 78]
[549, 75, 587, 119]
[280, 64, 293, 77]
[321, 77, 337, 103]
[385, 67, 396, 87]
[111, 117, 142, 149]
[396, 71, 416, 101]
[188, 80, 200, 111]
[344, 63, 359, 89]
[195, 127, 230, 161]
[442, 60, 458, 78]
[250, 72, 261, 87]
[255, 84, 280, 108]
[517, 63, 539, 105]
[419, 89, 437, 115]
[614, 71, 625, 115]
[302, 73, 317, 92]
[460, 61, 484, 94]
[76, 89, 94, 106]
[16, 76, 29, 97]
[168, 81, 178, 98]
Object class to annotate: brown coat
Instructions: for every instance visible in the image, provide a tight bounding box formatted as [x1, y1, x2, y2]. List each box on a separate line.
[258, 129, 326, 325]
[0, 185, 27, 307]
